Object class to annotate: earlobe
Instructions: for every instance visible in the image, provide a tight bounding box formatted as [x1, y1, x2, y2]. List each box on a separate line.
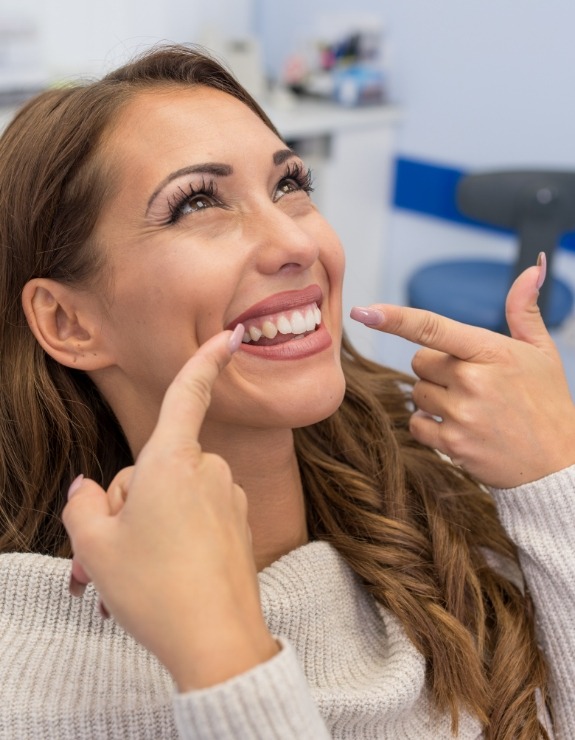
[21, 278, 114, 370]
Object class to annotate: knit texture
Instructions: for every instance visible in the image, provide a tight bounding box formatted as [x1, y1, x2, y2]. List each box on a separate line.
[491, 467, 575, 737]
[1, 466, 573, 739]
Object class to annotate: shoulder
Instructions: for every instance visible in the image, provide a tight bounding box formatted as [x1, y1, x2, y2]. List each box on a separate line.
[0, 551, 102, 635]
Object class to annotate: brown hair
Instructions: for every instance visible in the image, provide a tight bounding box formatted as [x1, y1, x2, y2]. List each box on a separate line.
[0, 44, 548, 737]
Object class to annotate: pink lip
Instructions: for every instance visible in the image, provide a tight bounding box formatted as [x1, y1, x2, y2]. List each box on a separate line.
[226, 285, 323, 330]
[239, 323, 332, 361]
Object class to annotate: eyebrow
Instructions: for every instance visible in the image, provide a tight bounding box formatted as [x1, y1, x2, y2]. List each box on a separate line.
[273, 148, 297, 165]
[146, 148, 299, 215]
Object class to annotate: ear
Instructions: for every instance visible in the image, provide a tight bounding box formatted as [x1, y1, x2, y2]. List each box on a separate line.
[22, 278, 116, 371]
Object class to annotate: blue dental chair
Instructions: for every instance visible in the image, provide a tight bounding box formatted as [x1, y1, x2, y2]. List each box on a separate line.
[406, 170, 575, 332]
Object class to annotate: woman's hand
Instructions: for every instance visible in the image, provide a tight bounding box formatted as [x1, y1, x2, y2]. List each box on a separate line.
[351, 257, 575, 488]
[63, 326, 279, 692]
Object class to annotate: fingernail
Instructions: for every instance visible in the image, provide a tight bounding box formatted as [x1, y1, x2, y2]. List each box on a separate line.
[99, 600, 111, 619]
[69, 573, 87, 598]
[350, 307, 384, 326]
[228, 324, 244, 353]
[536, 252, 547, 290]
[68, 474, 84, 500]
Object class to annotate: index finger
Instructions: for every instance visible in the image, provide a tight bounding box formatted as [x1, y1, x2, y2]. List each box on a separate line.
[351, 304, 499, 361]
[146, 325, 244, 451]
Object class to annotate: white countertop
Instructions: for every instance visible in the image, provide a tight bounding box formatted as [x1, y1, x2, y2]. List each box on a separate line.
[263, 98, 402, 139]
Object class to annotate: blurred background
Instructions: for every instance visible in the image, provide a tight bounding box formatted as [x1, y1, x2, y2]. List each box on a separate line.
[2, 0, 575, 391]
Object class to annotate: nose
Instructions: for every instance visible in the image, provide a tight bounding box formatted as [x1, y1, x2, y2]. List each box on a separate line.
[248, 201, 320, 275]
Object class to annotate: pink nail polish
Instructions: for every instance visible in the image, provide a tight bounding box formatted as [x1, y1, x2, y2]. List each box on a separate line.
[229, 324, 244, 353]
[350, 306, 384, 326]
[99, 600, 111, 619]
[67, 474, 84, 500]
[69, 573, 87, 598]
[536, 252, 547, 290]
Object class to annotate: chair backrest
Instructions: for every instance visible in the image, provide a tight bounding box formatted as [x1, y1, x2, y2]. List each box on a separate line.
[456, 170, 575, 318]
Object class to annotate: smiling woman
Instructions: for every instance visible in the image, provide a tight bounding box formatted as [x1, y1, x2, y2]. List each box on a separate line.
[0, 44, 574, 740]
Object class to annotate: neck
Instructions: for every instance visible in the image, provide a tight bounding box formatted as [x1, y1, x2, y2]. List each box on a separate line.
[200, 423, 309, 571]
[102, 370, 310, 572]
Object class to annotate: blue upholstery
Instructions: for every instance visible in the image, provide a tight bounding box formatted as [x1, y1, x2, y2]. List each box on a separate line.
[408, 259, 574, 331]
[406, 170, 575, 332]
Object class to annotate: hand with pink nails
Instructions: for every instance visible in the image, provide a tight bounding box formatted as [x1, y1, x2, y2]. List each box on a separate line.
[62, 326, 279, 692]
[351, 256, 575, 489]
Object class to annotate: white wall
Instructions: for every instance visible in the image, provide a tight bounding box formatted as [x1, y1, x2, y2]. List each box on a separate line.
[257, 0, 575, 166]
[1, 0, 254, 79]
[378, 1, 575, 374]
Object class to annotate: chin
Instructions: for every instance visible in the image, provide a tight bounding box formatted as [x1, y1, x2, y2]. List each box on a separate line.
[209, 346, 347, 430]
[276, 370, 347, 429]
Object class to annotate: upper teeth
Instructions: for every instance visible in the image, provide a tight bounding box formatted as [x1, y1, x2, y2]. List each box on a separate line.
[242, 303, 321, 343]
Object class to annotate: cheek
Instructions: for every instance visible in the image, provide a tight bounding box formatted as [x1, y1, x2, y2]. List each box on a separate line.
[314, 222, 346, 288]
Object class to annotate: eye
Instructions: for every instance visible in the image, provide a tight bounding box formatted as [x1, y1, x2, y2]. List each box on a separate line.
[167, 179, 220, 224]
[274, 163, 314, 201]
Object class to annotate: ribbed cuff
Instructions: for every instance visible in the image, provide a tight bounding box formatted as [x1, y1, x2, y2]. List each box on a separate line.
[172, 638, 329, 740]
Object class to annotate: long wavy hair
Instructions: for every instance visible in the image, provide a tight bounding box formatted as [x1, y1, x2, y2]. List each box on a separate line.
[0, 45, 548, 738]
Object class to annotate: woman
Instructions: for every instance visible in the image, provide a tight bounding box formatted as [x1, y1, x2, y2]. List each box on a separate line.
[0, 44, 573, 739]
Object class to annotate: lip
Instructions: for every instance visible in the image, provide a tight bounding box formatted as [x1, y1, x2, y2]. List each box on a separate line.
[226, 285, 323, 330]
[238, 323, 332, 361]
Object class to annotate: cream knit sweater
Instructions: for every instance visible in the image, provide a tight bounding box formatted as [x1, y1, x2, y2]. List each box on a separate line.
[1, 467, 573, 739]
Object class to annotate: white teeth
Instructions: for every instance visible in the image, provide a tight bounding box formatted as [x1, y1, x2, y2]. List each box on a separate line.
[261, 320, 278, 339]
[305, 308, 316, 331]
[239, 302, 322, 344]
[314, 305, 321, 325]
[290, 310, 307, 335]
[249, 325, 262, 342]
[277, 315, 292, 335]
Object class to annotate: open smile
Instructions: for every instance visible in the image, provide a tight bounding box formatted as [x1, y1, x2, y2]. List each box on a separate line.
[240, 302, 321, 346]
[226, 285, 332, 360]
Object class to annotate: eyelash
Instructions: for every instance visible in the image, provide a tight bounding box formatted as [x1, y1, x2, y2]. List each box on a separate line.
[276, 162, 315, 199]
[167, 178, 219, 225]
[166, 163, 315, 225]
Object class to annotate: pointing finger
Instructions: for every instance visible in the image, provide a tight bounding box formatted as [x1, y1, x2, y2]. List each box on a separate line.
[145, 325, 244, 454]
[351, 304, 499, 361]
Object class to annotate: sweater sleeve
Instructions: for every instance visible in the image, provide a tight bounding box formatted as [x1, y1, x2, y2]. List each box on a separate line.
[490, 465, 575, 740]
[171, 638, 330, 740]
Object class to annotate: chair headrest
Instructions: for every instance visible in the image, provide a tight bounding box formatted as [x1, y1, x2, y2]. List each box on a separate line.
[456, 170, 575, 232]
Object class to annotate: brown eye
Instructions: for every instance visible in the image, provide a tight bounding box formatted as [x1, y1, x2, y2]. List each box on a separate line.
[276, 179, 301, 198]
[179, 193, 216, 214]
[168, 179, 220, 224]
[274, 163, 314, 202]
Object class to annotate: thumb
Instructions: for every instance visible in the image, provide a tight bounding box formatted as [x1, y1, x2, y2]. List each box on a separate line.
[505, 252, 553, 348]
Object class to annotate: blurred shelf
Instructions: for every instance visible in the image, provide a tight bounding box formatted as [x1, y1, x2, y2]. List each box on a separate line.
[262, 98, 402, 141]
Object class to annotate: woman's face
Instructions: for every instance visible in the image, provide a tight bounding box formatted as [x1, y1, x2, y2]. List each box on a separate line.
[90, 86, 346, 445]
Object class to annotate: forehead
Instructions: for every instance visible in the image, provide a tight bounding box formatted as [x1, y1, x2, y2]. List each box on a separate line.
[106, 86, 281, 168]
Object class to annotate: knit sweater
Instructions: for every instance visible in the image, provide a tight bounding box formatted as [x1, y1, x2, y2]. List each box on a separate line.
[1, 467, 573, 739]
